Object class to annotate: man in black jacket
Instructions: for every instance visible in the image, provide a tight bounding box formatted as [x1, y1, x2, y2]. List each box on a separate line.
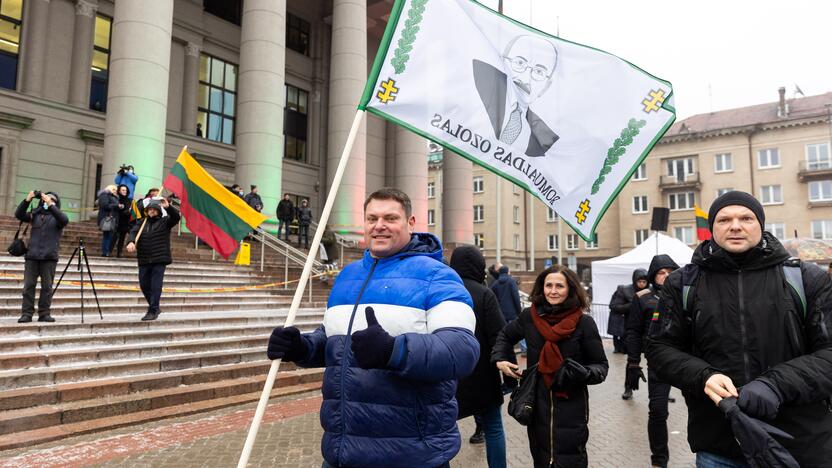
[450, 245, 508, 466]
[647, 191, 832, 467]
[609, 269, 649, 356]
[625, 254, 679, 468]
[244, 185, 263, 212]
[296, 199, 312, 249]
[275, 193, 294, 241]
[125, 199, 180, 321]
[15, 191, 68, 323]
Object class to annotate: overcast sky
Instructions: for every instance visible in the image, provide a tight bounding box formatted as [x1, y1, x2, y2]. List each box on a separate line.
[479, 0, 832, 120]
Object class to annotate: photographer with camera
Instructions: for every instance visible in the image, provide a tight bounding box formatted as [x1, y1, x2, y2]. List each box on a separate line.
[114, 164, 138, 199]
[14, 191, 68, 323]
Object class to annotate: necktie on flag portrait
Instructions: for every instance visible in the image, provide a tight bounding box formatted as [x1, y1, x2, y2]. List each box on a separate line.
[163, 148, 268, 259]
[360, 0, 676, 241]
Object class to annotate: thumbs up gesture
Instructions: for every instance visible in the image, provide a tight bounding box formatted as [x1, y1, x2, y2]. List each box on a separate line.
[351, 307, 396, 369]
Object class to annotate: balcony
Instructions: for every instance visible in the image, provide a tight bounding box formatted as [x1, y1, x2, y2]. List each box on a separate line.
[798, 160, 832, 182]
[659, 172, 701, 191]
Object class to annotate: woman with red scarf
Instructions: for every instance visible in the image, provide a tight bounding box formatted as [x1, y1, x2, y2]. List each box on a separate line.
[492, 265, 608, 467]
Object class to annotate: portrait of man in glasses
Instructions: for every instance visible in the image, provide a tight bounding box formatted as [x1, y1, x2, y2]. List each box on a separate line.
[473, 35, 559, 157]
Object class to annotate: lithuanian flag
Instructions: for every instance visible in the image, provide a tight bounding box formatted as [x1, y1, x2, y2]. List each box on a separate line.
[695, 204, 711, 241]
[163, 148, 267, 258]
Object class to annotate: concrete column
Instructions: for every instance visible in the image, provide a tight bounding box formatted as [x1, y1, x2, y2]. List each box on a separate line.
[20, 0, 51, 96]
[235, 0, 286, 216]
[68, 0, 97, 107]
[180, 42, 200, 135]
[394, 126, 427, 231]
[327, 0, 366, 234]
[102, 0, 174, 193]
[442, 150, 473, 248]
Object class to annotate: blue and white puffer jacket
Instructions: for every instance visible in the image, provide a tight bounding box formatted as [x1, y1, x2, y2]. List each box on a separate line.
[297, 233, 479, 467]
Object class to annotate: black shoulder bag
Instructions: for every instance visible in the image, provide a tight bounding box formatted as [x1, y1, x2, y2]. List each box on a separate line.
[7, 221, 29, 256]
[507, 363, 539, 426]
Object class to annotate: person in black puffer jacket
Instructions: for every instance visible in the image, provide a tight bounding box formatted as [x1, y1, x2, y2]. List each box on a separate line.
[97, 184, 120, 257]
[450, 245, 510, 467]
[492, 265, 608, 467]
[125, 198, 180, 321]
[296, 199, 312, 249]
[15, 191, 68, 323]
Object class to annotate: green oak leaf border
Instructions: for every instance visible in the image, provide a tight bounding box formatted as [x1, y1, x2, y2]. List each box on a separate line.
[390, 0, 428, 74]
[591, 118, 647, 194]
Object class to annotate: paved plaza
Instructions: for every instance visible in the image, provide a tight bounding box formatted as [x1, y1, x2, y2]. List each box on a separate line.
[0, 342, 696, 467]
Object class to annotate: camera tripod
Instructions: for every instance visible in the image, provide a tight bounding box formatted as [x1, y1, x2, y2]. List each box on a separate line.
[52, 238, 103, 324]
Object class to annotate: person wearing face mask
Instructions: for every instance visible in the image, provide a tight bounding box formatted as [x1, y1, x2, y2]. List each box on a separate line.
[624, 255, 679, 468]
[492, 265, 608, 467]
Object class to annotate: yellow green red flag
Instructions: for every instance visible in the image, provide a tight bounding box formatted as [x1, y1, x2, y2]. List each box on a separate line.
[695, 204, 711, 241]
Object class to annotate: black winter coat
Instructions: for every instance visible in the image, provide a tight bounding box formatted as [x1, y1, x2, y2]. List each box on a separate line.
[126, 207, 180, 266]
[117, 194, 132, 233]
[15, 198, 68, 261]
[492, 307, 608, 468]
[97, 191, 120, 228]
[626, 255, 679, 364]
[491, 273, 522, 323]
[276, 199, 294, 221]
[647, 233, 832, 466]
[450, 245, 508, 419]
[244, 192, 263, 212]
[296, 206, 312, 226]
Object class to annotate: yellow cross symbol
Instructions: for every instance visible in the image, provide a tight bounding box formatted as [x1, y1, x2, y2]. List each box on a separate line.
[376, 78, 399, 104]
[642, 89, 666, 113]
[575, 199, 591, 224]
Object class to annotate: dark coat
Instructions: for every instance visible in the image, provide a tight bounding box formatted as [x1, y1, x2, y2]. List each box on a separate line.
[450, 245, 507, 419]
[492, 307, 608, 467]
[491, 269, 522, 322]
[126, 206, 180, 266]
[117, 190, 132, 233]
[15, 196, 68, 261]
[296, 206, 312, 226]
[97, 191, 120, 227]
[276, 199, 294, 221]
[607, 269, 648, 337]
[647, 233, 832, 466]
[625, 255, 679, 365]
[244, 192, 263, 212]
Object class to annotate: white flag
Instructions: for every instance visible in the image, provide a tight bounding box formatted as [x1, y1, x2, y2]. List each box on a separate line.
[359, 0, 676, 241]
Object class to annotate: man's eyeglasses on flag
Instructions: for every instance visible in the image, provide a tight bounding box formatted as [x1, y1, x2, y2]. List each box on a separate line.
[502, 55, 551, 81]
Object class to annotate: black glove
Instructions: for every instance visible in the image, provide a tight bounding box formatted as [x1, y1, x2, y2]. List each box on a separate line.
[266, 326, 308, 362]
[739, 379, 783, 420]
[351, 307, 396, 369]
[719, 397, 799, 468]
[554, 358, 591, 388]
[625, 362, 647, 391]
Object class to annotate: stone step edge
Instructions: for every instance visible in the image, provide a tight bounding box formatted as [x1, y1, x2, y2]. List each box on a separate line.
[0, 381, 322, 452]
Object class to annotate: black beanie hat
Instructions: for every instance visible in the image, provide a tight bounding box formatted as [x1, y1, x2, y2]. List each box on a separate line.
[708, 190, 765, 232]
[250, 185, 257, 191]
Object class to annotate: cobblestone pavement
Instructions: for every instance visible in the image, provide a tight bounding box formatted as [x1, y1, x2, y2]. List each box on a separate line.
[0, 341, 696, 467]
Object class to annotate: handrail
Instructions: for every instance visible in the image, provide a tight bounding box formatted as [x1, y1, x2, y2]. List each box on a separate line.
[255, 227, 327, 275]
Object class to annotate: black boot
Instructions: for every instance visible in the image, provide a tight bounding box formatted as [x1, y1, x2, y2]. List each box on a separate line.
[37, 314, 55, 323]
[469, 426, 485, 444]
[141, 310, 160, 321]
[621, 387, 633, 400]
[18, 314, 33, 323]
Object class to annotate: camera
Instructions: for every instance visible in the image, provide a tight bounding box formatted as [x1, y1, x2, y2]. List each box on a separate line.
[118, 164, 133, 174]
[32, 190, 42, 199]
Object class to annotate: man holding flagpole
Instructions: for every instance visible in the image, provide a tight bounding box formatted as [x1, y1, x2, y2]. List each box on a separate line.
[266, 188, 479, 467]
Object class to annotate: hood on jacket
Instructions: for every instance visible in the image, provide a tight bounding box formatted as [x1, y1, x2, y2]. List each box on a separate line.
[647, 254, 679, 288]
[145, 199, 163, 216]
[364, 232, 444, 264]
[450, 244, 486, 282]
[693, 231, 789, 272]
[632, 268, 648, 289]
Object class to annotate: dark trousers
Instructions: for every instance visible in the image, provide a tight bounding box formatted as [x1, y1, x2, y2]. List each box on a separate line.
[138, 263, 166, 313]
[647, 367, 671, 468]
[298, 224, 309, 248]
[22, 259, 57, 318]
[612, 335, 626, 353]
[101, 230, 115, 256]
[277, 219, 291, 240]
[115, 230, 129, 256]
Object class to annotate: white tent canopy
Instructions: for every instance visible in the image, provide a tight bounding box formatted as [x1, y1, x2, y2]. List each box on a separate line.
[590, 233, 695, 336]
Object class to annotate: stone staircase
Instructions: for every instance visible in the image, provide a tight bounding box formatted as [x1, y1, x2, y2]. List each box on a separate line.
[0, 215, 337, 451]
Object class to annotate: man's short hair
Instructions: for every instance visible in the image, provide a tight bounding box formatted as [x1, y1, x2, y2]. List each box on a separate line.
[364, 187, 412, 217]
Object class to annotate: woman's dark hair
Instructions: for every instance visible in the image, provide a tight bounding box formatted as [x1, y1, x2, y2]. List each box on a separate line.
[529, 265, 589, 310]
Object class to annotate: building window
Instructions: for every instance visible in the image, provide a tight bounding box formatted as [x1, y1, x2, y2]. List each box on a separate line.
[204, 0, 242, 25]
[427, 182, 435, 198]
[667, 157, 695, 182]
[566, 234, 579, 250]
[716, 187, 733, 197]
[765, 222, 785, 240]
[760, 185, 783, 205]
[474, 233, 484, 248]
[286, 13, 310, 56]
[547, 234, 559, 251]
[473, 176, 483, 193]
[89, 14, 112, 111]
[513, 234, 520, 250]
[758, 148, 780, 169]
[714, 153, 733, 173]
[513, 206, 520, 223]
[547, 208, 558, 222]
[809, 181, 832, 202]
[512, 184, 520, 195]
[668, 192, 694, 211]
[0, 0, 22, 91]
[812, 220, 832, 240]
[632, 163, 647, 181]
[674, 226, 694, 245]
[634, 229, 649, 245]
[632, 195, 648, 214]
[585, 235, 598, 250]
[473, 205, 484, 223]
[284, 84, 308, 161]
[807, 143, 831, 170]
[427, 209, 435, 226]
[198, 54, 237, 145]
